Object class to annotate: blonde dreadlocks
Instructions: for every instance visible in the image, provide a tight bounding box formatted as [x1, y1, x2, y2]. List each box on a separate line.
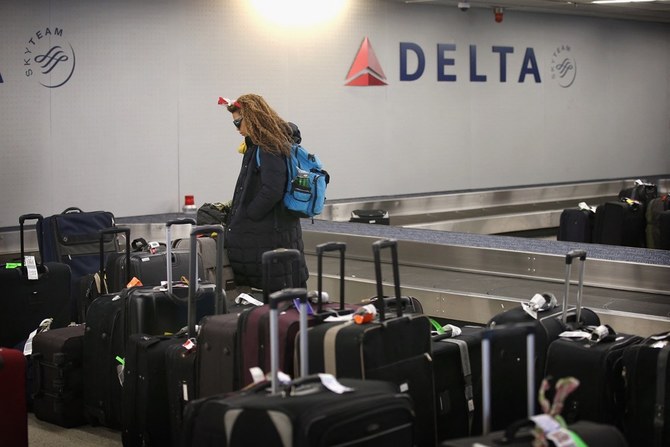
[226, 94, 293, 156]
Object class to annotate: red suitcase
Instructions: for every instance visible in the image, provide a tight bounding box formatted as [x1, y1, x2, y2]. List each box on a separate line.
[0, 348, 28, 447]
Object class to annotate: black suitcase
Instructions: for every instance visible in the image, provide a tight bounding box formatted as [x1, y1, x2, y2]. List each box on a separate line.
[77, 226, 131, 323]
[180, 288, 416, 447]
[106, 218, 200, 292]
[303, 239, 436, 447]
[645, 194, 669, 249]
[350, 209, 390, 225]
[431, 325, 485, 441]
[1, 214, 72, 348]
[442, 325, 628, 447]
[621, 331, 670, 447]
[37, 207, 117, 321]
[660, 209, 670, 250]
[82, 220, 216, 429]
[557, 207, 595, 243]
[165, 225, 228, 447]
[488, 250, 600, 386]
[544, 324, 642, 429]
[31, 324, 86, 427]
[593, 200, 646, 247]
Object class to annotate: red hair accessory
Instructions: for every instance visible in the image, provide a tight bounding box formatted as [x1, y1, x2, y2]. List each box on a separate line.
[218, 97, 242, 108]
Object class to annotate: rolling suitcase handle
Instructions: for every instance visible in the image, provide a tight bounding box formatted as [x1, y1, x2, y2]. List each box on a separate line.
[188, 225, 226, 336]
[372, 238, 403, 322]
[315, 242, 347, 313]
[562, 250, 587, 326]
[19, 213, 45, 267]
[262, 248, 302, 304]
[269, 288, 309, 395]
[481, 324, 536, 435]
[165, 218, 197, 295]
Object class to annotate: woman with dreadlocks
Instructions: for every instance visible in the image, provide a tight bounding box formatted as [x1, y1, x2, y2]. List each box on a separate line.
[218, 94, 308, 293]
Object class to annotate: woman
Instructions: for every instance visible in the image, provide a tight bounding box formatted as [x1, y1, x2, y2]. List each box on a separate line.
[219, 94, 308, 292]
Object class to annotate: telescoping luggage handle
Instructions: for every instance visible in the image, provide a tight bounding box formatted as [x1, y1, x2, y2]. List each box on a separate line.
[165, 218, 197, 295]
[19, 214, 44, 267]
[316, 242, 347, 314]
[99, 227, 132, 289]
[262, 248, 302, 304]
[481, 324, 536, 435]
[187, 224, 226, 338]
[372, 238, 403, 322]
[269, 288, 309, 395]
[562, 250, 587, 326]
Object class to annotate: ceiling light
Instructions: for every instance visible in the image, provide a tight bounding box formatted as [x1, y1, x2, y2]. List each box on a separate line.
[592, 0, 655, 3]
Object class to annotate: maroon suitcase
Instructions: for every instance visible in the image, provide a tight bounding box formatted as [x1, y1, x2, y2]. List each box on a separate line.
[0, 348, 28, 447]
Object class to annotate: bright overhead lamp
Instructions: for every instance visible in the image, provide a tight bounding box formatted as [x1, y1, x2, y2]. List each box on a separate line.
[592, 0, 655, 3]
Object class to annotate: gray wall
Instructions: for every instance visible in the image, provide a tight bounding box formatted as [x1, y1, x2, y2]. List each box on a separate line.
[1, 0, 669, 227]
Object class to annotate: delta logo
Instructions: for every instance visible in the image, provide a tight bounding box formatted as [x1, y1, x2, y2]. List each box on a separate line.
[345, 37, 387, 86]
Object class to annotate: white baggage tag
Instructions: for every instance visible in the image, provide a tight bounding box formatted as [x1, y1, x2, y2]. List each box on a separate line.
[23, 318, 53, 356]
[24, 255, 38, 280]
[318, 373, 354, 394]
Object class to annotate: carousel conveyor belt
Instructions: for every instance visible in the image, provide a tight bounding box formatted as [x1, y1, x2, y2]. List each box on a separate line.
[300, 220, 670, 337]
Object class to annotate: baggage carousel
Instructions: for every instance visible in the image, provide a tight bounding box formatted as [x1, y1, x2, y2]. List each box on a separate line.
[2, 178, 668, 336]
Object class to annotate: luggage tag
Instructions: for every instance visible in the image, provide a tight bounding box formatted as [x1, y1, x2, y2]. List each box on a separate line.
[24, 255, 38, 280]
[23, 318, 53, 356]
[293, 298, 314, 316]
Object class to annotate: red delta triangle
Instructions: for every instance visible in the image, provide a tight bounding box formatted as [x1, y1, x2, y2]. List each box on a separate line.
[346, 37, 387, 85]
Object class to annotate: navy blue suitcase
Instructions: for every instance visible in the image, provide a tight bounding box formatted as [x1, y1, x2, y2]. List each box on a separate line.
[557, 208, 594, 243]
[37, 207, 117, 321]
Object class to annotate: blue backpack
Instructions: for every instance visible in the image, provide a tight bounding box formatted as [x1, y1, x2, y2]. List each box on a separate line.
[256, 144, 329, 218]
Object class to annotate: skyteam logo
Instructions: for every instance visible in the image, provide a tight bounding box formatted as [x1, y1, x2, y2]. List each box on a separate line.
[23, 27, 76, 88]
[345, 37, 387, 86]
[550, 45, 576, 88]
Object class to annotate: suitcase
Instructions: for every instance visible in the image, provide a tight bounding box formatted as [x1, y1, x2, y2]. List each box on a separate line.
[106, 218, 201, 292]
[83, 219, 217, 429]
[37, 207, 118, 321]
[122, 223, 226, 447]
[173, 233, 236, 290]
[557, 207, 595, 243]
[488, 250, 600, 387]
[165, 225, 228, 447]
[77, 226, 131, 323]
[180, 288, 416, 447]
[1, 214, 72, 348]
[0, 348, 28, 447]
[442, 324, 628, 447]
[621, 331, 670, 447]
[237, 248, 308, 387]
[544, 323, 643, 428]
[303, 238, 436, 447]
[431, 325, 485, 441]
[660, 209, 670, 250]
[31, 324, 86, 427]
[593, 200, 646, 247]
[350, 209, 390, 225]
[645, 194, 669, 249]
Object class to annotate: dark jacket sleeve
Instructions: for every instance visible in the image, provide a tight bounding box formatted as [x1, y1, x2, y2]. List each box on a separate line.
[246, 149, 286, 221]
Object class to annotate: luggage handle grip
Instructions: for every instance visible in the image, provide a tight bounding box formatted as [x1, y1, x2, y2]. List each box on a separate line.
[187, 225, 226, 336]
[165, 218, 196, 295]
[269, 288, 309, 394]
[62, 207, 84, 214]
[372, 239, 403, 321]
[19, 213, 44, 265]
[262, 248, 302, 304]
[99, 227, 131, 285]
[316, 242, 346, 314]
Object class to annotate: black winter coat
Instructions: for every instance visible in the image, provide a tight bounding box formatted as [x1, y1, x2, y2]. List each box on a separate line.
[224, 143, 309, 292]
